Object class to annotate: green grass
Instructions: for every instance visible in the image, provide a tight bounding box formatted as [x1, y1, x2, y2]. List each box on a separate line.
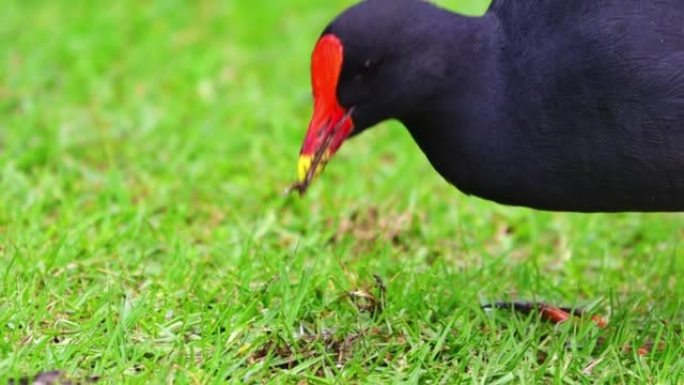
[1, 1, 683, 383]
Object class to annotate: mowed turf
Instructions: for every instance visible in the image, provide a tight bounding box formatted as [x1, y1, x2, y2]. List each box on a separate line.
[1, 1, 683, 383]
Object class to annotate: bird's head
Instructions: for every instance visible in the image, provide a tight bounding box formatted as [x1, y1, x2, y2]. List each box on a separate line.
[293, 0, 452, 193]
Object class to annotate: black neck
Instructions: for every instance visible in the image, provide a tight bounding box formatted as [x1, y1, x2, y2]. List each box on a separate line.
[400, 12, 509, 198]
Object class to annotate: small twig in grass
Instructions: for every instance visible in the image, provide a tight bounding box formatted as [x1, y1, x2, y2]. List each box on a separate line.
[347, 274, 386, 315]
[582, 357, 604, 375]
[347, 288, 379, 314]
[373, 274, 387, 312]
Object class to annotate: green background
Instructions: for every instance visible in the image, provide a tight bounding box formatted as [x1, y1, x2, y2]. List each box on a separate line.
[1, 0, 682, 383]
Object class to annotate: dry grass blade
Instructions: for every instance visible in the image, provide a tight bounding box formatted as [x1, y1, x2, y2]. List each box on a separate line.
[347, 274, 386, 315]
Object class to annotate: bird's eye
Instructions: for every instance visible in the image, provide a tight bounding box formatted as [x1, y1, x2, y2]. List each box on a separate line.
[355, 58, 381, 79]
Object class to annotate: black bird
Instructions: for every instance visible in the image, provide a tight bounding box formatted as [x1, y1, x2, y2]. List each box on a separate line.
[294, 0, 684, 212]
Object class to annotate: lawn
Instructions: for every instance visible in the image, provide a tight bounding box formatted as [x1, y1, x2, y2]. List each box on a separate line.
[1, 1, 683, 383]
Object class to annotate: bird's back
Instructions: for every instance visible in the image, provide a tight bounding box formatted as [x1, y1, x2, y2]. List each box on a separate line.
[462, 0, 684, 211]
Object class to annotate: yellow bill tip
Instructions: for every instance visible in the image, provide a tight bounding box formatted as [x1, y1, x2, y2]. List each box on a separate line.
[298, 155, 313, 182]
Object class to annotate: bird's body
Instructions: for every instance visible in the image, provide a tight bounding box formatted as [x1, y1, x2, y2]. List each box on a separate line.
[296, 0, 684, 212]
[403, 0, 684, 211]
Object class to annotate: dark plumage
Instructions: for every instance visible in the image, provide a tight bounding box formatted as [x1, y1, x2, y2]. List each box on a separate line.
[296, 0, 684, 212]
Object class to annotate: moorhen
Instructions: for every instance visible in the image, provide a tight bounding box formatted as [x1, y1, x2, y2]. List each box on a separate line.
[294, 0, 684, 212]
